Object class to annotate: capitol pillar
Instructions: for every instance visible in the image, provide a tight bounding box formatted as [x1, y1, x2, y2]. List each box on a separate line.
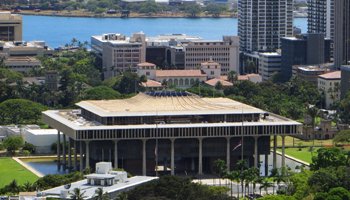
[198, 138, 203, 175]
[226, 137, 230, 170]
[114, 140, 119, 169]
[57, 131, 61, 171]
[170, 139, 175, 175]
[142, 139, 147, 176]
[85, 141, 90, 169]
[273, 135, 277, 169]
[254, 136, 259, 168]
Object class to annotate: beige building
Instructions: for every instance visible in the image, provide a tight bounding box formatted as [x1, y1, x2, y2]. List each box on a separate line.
[184, 36, 240, 75]
[137, 60, 222, 89]
[0, 12, 22, 41]
[4, 56, 41, 73]
[91, 33, 146, 79]
[318, 71, 341, 109]
[0, 41, 53, 57]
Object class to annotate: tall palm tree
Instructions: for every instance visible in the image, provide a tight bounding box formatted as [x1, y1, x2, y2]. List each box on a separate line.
[259, 178, 273, 195]
[225, 170, 240, 198]
[70, 188, 87, 200]
[227, 71, 238, 83]
[94, 188, 110, 200]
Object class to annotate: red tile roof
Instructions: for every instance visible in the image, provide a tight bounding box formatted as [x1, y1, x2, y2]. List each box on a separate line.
[141, 79, 163, 87]
[137, 62, 156, 67]
[205, 78, 233, 87]
[318, 71, 341, 80]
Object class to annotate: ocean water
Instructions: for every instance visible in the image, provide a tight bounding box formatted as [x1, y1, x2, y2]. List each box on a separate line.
[22, 15, 307, 48]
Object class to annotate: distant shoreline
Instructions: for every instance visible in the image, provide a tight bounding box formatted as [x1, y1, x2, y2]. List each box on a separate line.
[18, 10, 237, 19]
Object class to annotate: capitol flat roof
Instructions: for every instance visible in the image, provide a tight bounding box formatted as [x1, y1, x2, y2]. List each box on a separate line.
[75, 93, 265, 117]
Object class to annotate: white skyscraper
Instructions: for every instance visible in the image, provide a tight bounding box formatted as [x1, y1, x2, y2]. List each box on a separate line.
[238, 0, 294, 53]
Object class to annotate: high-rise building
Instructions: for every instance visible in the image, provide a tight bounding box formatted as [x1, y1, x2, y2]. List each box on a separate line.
[238, 0, 294, 52]
[334, 0, 350, 68]
[307, 0, 334, 39]
[91, 33, 146, 79]
[184, 36, 240, 74]
[280, 33, 331, 80]
[0, 12, 22, 42]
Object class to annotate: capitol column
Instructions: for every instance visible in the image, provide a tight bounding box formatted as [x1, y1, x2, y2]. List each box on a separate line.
[63, 135, 66, 170]
[281, 135, 286, 169]
[68, 138, 72, 171]
[114, 140, 119, 169]
[57, 131, 61, 171]
[170, 138, 175, 175]
[226, 137, 230, 171]
[79, 141, 83, 171]
[85, 141, 90, 169]
[273, 135, 277, 169]
[198, 138, 203, 175]
[74, 140, 78, 171]
[254, 136, 259, 168]
[142, 139, 147, 176]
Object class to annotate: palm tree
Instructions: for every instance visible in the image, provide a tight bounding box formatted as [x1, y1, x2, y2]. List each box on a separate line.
[94, 188, 110, 200]
[23, 181, 33, 192]
[259, 178, 273, 195]
[225, 170, 240, 198]
[306, 104, 319, 146]
[116, 192, 128, 200]
[227, 71, 238, 83]
[70, 188, 87, 200]
[213, 159, 227, 186]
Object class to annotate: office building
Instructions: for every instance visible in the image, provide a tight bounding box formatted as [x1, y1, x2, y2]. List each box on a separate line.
[334, 0, 350, 68]
[238, 0, 294, 52]
[0, 41, 53, 57]
[184, 36, 240, 74]
[0, 12, 22, 42]
[91, 33, 146, 79]
[280, 33, 331, 81]
[258, 52, 282, 81]
[293, 64, 332, 86]
[341, 65, 350, 99]
[307, 0, 334, 39]
[42, 91, 302, 176]
[318, 71, 341, 108]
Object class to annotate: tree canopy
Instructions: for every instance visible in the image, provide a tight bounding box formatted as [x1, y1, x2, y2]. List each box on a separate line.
[82, 86, 122, 100]
[0, 99, 47, 125]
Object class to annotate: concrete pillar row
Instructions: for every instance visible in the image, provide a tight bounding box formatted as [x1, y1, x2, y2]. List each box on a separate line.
[254, 136, 259, 168]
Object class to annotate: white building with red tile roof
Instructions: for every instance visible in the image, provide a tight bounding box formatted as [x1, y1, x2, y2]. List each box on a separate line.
[318, 71, 341, 108]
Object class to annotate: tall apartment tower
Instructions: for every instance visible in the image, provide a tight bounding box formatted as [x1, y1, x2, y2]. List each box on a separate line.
[307, 0, 334, 39]
[0, 12, 22, 41]
[334, 0, 350, 68]
[238, 0, 294, 53]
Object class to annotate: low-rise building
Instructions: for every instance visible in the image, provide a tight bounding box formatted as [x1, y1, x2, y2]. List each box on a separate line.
[0, 41, 53, 57]
[258, 52, 281, 81]
[293, 64, 332, 86]
[341, 65, 350, 98]
[43, 162, 158, 200]
[318, 71, 341, 108]
[3, 56, 41, 73]
[23, 129, 63, 154]
[137, 60, 223, 89]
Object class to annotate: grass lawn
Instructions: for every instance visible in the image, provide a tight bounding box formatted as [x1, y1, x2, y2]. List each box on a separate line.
[0, 157, 39, 188]
[271, 136, 333, 147]
[282, 147, 319, 164]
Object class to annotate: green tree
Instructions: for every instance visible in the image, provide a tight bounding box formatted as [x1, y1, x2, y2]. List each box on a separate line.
[213, 159, 227, 186]
[70, 188, 87, 200]
[334, 130, 350, 145]
[22, 142, 36, 154]
[94, 188, 109, 200]
[3, 136, 24, 155]
[82, 86, 121, 100]
[337, 92, 350, 124]
[205, 4, 227, 17]
[182, 4, 201, 17]
[114, 71, 143, 94]
[259, 178, 273, 195]
[227, 71, 237, 83]
[0, 99, 47, 125]
[310, 148, 348, 170]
